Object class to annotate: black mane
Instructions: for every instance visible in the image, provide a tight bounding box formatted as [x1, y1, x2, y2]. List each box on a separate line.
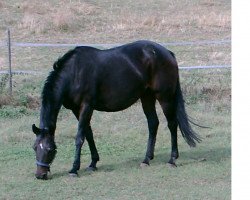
[42, 48, 77, 105]
[39, 48, 78, 132]
[41, 71, 58, 104]
[53, 48, 76, 71]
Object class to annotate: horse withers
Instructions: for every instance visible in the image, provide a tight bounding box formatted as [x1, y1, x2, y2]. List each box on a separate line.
[32, 40, 201, 180]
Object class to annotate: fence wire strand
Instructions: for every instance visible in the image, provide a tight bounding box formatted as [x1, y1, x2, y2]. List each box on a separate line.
[0, 38, 231, 76]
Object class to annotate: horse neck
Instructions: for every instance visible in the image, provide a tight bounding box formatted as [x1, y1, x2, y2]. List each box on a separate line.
[39, 72, 66, 133]
[39, 101, 62, 134]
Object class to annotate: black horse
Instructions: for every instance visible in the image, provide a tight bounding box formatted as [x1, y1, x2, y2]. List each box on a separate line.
[32, 40, 201, 180]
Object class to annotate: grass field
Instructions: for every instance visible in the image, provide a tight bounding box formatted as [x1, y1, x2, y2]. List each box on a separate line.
[0, 0, 231, 199]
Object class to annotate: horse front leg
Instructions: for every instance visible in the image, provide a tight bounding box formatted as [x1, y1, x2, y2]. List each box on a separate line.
[69, 105, 93, 176]
[69, 132, 84, 175]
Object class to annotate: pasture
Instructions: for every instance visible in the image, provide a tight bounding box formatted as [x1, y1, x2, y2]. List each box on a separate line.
[0, 0, 230, 199]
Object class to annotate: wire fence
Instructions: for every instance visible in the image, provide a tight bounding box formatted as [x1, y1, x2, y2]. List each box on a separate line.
[0, 65, 231, 75]
[0, 29, 231, 95]
[0, 39, 231, 48]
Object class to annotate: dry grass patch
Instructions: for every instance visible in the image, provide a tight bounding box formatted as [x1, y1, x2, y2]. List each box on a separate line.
[19, 13, 48, 34]
[110, 14, 175, 35]
[106, 0, 230, 41]
[51, 8, 76, 31]
[18, 1, 99, 34]
[196, 12, 231, 29]
[0, 94, 13, 107]
[1, 0, 230, 42]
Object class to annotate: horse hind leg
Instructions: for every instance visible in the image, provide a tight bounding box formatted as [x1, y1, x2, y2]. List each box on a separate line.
[140, 90, 159, 167]
[158, 98, 179, 167]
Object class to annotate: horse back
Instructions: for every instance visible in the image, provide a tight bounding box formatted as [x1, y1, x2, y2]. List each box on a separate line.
[61, 41, 179, 111]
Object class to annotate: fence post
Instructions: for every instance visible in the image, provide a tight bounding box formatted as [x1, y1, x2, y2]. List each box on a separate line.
[7, 28, 12, 95]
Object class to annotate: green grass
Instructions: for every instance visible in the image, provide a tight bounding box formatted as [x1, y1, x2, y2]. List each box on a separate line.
[0, 69, 231, 200]
[0, 104, 231, 200]
[0, 0, 230, 199]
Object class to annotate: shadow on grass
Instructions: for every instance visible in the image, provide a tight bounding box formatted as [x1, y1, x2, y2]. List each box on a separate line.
[97, 146, 230, 171]
[154, 146, 231, 166]
[51, 146, 231, 179]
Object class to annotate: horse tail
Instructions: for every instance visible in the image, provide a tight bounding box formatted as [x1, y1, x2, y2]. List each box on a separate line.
[53, 48, 76, 71]
[176, 79, 202, 147]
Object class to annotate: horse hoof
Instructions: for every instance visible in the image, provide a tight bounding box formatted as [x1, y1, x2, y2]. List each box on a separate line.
[68, 171, 78, 177]
[85, 166, 97, 172]
[167, 162, 177, 168]
[140, 162, 150, 168]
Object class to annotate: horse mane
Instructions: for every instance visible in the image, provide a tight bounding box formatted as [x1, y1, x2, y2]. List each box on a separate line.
[42, 48, 76, 106]
[53, 48, 76, 71]
[169, 50, 176, 59]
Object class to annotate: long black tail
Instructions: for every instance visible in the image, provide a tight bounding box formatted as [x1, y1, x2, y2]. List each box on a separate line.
[176, 79, 202, 147]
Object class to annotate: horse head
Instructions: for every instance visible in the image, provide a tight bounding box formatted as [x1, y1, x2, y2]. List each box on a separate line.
[32, 124, 57, 180]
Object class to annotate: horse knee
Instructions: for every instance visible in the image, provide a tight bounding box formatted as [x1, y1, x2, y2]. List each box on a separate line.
[75, 136, 84, 147]
[148, 116, 159, 132]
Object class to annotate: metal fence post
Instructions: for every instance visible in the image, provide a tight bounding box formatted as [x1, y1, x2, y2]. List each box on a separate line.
[7, 28, 12, 95]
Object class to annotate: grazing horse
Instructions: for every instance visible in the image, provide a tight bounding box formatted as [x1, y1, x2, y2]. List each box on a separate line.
[32, 40, 201, 180]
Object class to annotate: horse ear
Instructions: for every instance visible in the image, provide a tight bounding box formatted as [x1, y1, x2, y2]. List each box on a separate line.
[32, 124, 41, 135]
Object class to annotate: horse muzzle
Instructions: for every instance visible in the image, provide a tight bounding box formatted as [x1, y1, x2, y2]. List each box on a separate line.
[35, 172, 49, 180]
[35, 165, 52, 180]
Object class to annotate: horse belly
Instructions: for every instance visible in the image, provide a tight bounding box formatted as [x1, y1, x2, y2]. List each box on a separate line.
[94, 96, 140, 112]
[94, 80, 145, 112]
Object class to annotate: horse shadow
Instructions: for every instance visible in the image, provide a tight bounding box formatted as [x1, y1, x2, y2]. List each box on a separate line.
[52, 146, 230, 179]
[97, 146, 231, 171]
